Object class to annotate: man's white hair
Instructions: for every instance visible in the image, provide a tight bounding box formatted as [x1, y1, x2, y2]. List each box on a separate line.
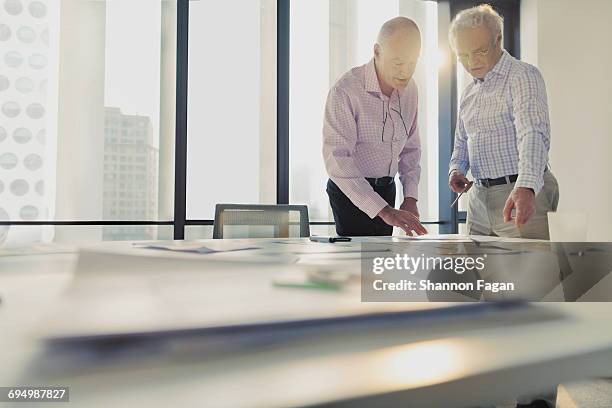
[449, 4, 503, 51]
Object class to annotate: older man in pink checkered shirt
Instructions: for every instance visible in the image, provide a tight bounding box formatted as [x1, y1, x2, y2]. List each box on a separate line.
[323, 17, 427, 236]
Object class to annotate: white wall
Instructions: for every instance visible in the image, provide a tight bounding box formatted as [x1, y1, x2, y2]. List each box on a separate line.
[521, 0, 612, 240]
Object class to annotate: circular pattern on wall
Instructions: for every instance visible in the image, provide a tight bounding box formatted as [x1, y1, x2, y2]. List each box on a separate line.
[28, 0, 46, 18]
[10, 179, 29, 196]
[0, 24, 11, 41]
[24, 153, 43, 171]
[13, 127, 32, 144]
[4, 0, 23, 15]
[5, 51, 24, 68]
[0, 75, 9, 92]
[28, 53, 47, 69]
[20, 205, 38, 220]
[0, 127, 6, 142]
[26, 103, 44, 119]
[2, 101, 21, 117]
[0, 180, 4, 194]
[17, 26, 36, 43]
[15, 77, 34, 93]
[0, 153, 18, 169]
[35, 180, 44, 195]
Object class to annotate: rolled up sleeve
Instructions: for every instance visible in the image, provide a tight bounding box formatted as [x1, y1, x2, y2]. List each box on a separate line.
[322, 86, 389, 218]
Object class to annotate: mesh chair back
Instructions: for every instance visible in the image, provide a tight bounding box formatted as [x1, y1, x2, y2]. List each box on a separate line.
[213, 204, 310, 239]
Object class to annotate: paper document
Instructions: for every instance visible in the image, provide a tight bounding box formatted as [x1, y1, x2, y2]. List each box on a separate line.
[134, 241, 260, 254]
[394, 234, 473, 241]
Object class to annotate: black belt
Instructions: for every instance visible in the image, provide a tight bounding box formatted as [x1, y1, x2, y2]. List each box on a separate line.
[476, 174, 518, 188]
[366, 176, 394, 187]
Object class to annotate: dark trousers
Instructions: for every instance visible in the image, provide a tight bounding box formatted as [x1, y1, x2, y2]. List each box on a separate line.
[326, 179, 395, 236]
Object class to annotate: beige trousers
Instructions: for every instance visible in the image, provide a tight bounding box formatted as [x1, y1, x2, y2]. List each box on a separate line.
[468, 171, 560, 406]
[467, 171, 560, 240]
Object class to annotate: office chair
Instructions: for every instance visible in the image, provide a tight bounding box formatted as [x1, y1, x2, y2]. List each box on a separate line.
[213, 204, 310, 239]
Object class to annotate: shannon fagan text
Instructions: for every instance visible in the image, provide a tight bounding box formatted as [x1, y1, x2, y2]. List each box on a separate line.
[372, 279, 514, 293]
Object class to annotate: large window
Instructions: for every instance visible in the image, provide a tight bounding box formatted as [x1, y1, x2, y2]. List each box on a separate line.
[0, 0, 176, 243]
[289, 0, 440, 226]
[185, 0, 277, 221]
[0, 0, 522, 243]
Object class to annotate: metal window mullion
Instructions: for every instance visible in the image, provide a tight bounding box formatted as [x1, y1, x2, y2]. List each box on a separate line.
[173, 0, 189, 240]
[276, 0, 290, 205]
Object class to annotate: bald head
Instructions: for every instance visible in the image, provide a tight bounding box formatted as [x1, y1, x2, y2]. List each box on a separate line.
[376, 17, 421, 46]
[373, 17, 421, 94]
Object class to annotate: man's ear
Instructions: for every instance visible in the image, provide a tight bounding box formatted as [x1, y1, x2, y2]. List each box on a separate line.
[374, 43, 381, 59]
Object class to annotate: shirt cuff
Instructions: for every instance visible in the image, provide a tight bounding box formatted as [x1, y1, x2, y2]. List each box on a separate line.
[402, 182, 419, 201]
[515, 174, 544, 195]
[362, 193, 391, 219]
[449, 163, 468, 177]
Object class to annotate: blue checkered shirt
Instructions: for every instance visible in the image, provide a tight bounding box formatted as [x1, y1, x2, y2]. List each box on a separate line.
[449, 50, 550, 194]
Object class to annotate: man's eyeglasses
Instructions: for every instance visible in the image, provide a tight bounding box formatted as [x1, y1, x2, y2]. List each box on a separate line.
[381, 95, 409, 142]
[456, 40, 497, 62]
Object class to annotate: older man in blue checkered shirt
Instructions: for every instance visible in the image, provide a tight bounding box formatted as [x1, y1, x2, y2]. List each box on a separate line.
[448, 5, 559, 240]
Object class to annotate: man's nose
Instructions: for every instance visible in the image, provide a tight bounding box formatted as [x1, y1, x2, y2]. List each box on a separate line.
[398, 68, 410, 78]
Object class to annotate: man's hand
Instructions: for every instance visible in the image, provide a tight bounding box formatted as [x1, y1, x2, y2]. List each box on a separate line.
[399, 197, 420, 218]
[449, 170, 470, 193]
[503, 187, 536, 226]
[378, 206, 427, 236]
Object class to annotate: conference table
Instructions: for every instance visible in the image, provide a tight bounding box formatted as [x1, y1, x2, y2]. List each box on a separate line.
[1, 235, 612, 407]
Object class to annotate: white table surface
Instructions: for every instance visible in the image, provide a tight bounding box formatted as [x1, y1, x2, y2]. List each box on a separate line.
[1, 236, 612, 408]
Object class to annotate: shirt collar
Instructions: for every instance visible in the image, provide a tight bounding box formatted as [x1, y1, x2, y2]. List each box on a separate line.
[474, 49, 512, 84]
[365, 58, 382, 94]
[364, 58, 404, 98]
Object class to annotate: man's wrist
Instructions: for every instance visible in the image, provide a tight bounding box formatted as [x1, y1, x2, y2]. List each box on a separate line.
[377, 205, 392, 218]
[516, 186, 535, 195]
[449, 169, 465, 179]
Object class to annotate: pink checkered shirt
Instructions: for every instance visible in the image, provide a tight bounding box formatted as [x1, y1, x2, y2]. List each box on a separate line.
[322, 58, 421, 219]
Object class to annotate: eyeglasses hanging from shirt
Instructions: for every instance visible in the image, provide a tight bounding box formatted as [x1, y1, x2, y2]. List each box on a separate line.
[380, 92, 410, 142]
